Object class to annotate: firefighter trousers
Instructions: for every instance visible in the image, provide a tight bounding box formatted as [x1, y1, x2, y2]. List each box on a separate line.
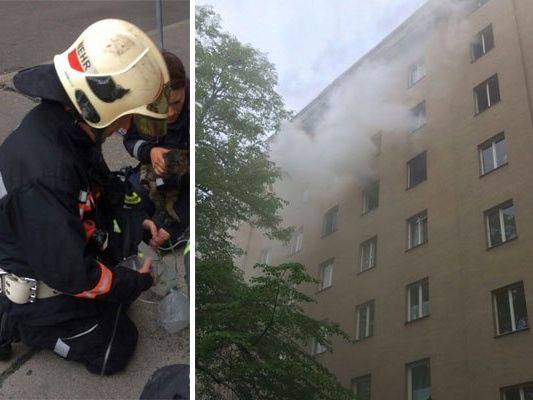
[8, 302, 138, 375]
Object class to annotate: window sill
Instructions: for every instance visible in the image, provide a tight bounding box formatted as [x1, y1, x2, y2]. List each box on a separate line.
[486, 235, 518, 251]
[353, 335, 373, 344]
[479, 162, 508, 178]
[321, 229, 338, 238]
[408, 75, 426, 89]
[471, 48, 494, 64]
[361, 208, 378, 216]
[405, 314, 430, 325]
[357, 266, 376, 276]
[495, 326, 529, 339]
[405, 242, 428, 252]
[409, 123, 426, 134]
[406, 179, 427, 191]
[316, 285, 333, 295]
[474, 100, 501, 117]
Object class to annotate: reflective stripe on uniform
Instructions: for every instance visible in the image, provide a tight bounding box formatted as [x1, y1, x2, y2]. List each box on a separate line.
[133, 140, 148, 159]
[124, 192, 141, 205]
[74, 262, 112, 299]
[0, 172, 7, 200]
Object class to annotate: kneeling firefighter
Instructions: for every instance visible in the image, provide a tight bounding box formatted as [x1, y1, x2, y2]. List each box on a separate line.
[0, 19, 170, 374]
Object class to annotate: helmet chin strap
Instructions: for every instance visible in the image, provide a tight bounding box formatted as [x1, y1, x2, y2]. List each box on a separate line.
[91, 127, 106, 147]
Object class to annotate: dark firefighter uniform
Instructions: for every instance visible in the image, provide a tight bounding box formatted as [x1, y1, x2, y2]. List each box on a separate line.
[0, 100, 153, 374]
[123, 104, 190, 242]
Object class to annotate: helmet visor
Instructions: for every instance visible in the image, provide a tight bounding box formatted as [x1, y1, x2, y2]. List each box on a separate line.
[134, 114, 168, 137]
[134, 82, 170, 137]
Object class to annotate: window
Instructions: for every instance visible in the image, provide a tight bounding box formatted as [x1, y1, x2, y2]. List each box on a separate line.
[409, 59, 426, 87]
[360, 237, 377, 272]
[352, 375, 371, 400]
[466, 0, 489, 13]
[322, 206, 339, 236]
[407, 360, 431, 400]
[493, 282, 529, 336]
[407, 279, 429, 321]
[479, 133, 507, 175]
[371, 132, 382, 155]
[472, 25, 494, 61]
[410, 101, 426, 131]
[485, 201, 517, 248]
[474, 75, 500, 114]
[407, 152, 427, 189]
[290, 227, 304, 254]
[356, 301, 374, 341]
[407, 211, 428, 249]
[502, 383, 533, 400]
[318, 259, 334, 290]
[362, 181, 379, 214]
[259, 248, 271, 265]
[311, 337, 327, 355]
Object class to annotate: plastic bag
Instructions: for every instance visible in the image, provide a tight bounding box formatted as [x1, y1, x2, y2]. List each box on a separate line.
[158, 289, 189, 333]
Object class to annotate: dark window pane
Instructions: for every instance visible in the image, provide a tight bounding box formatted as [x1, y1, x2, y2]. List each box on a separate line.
[503, 388, 521, 400]
[472, 36, 484, 60]
[363, 181, 379, 213]
[524, 385, 533, 400]
[487, 210, 502, 246]
[484, 26, 494, 52]
[489, 76, 500, 105]
[411, 363, 431, 400]
[368, 303, 374, 336]
[481, 145, 495, 173]
[476, 84, 489, 112]
[354, 377, 371, 400]
[496, 291, 512, 334]
[502, 205, 517, 241]
[494, 138, 507, 167]
[512, 286, 528, 330]
[408, 153, 427, 188]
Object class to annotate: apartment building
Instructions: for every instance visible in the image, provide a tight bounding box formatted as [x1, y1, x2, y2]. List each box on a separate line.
[235, 0, 533, 398]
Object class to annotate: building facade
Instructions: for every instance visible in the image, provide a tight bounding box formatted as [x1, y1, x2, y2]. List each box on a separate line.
[235, 0, 533, 398]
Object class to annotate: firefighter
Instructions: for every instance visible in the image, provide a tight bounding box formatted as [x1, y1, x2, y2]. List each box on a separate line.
[0, 19, 170, 375]
[123, 50, 190, 248]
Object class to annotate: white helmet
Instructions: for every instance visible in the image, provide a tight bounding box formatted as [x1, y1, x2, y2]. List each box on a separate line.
[54, 19, 170, 136]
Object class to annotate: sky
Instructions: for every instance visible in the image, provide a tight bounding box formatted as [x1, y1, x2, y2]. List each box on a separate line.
[197, 0, 429, 112]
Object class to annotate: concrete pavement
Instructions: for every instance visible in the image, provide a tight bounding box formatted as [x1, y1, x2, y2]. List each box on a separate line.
[0, 3, 190, 399]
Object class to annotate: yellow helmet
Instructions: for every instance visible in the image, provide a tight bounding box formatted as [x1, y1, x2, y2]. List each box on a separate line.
[54, 19, 170, 136]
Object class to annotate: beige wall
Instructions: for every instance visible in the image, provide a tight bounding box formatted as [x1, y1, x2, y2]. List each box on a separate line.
[234, 0, 533, 397]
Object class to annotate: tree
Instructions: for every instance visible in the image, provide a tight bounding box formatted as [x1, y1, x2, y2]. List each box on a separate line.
[196, 261, 355, 400]
[196, 5, 292, 261]
[195, 6, 355, 399]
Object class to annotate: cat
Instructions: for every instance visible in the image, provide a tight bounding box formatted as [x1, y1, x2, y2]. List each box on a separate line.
[139, 148, 189, 225]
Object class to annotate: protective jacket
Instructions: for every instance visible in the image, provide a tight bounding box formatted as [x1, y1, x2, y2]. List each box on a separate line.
[123, 108, 189, 240]
[0, 101, 152, 326]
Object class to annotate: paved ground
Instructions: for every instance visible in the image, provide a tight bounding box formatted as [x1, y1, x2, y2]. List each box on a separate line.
[0, 2, 190, 399]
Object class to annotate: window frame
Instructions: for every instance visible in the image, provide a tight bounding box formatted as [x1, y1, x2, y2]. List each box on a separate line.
[407, 278, 429, 322]
[352, 374, 372, 400]
[407, 210, 428, 250]
[479, 132, 507, 175]
[484, 200, 517, 248]
[318, 258, 334, 291]
[492, 282, 529, 336]
[322, 205, 339, 237]
[289, 227, 304, 255]
[362, 181, 379, 214]
[471, 24, 494, 62]
[371, 131, 382, 156]
[408, 58, 426, 87]
[407, 152, 427, 189]
[355, 300, 375, 341]
[407, 359, 431, 400]
[474, 74, 500, 114]
[359, 236, 377, 273]
[501, 382, 533, 400]
[410, 100, 427, 132]
[259, 248, 271, 265]
[466, 0, 489, 13]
